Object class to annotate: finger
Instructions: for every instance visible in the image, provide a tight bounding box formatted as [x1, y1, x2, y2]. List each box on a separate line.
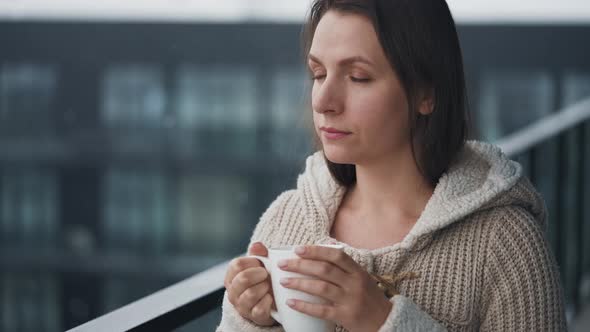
[278, 258, 347, 286]
[248, 242, 269, 257]
[225, 257, 264, 288]
[287, 299, 335, 321]
[251, 293, 274, 322]
[237, 280, 271, 310]
[280, 277, 342, 303]
[295, 245, 357, 274]
[228, 267, 268, 304]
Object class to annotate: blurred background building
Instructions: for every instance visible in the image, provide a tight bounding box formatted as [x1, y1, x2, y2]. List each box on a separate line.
[0, 0, 589, 331]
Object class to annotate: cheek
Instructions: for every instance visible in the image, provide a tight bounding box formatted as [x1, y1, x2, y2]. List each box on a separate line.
[353, 96, 410, 154]
[353, 88, 408, 133]
[312, 111, 321, 133]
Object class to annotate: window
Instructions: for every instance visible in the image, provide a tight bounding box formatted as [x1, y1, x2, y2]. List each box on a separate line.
[0, 168, 58, 249]
[101, 65, 166, 128]
[102, 169, 175, 255]
[175, 65, 258, 156]
[0, 64, 57, 136]
[1, 273, 60, 332]
[177, 174, 250, 255]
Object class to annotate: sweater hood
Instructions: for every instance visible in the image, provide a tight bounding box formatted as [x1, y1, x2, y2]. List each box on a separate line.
[296, 140, 546, 253]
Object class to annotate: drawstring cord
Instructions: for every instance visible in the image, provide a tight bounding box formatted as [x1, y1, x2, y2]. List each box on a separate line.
[370, 271, 420, 298]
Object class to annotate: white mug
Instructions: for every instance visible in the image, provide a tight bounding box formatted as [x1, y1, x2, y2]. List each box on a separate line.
[249, 244, 343, 332]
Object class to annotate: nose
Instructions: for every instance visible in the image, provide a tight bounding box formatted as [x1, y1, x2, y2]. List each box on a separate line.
[312, 76, 344, 115]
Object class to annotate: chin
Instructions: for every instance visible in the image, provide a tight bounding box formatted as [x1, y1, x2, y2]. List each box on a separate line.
[322, 145, 357, 165]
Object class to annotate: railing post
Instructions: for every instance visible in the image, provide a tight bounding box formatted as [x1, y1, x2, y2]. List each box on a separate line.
[555, 134, 565, 286]
[574, 123, 586, 314]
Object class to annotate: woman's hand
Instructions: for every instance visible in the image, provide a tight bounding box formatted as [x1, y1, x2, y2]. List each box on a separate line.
[224, 242, 277, 327]
[277, 245, 393, 332]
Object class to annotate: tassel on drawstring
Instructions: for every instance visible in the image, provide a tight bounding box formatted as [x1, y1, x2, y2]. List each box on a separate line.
[370, 271, 420, 298]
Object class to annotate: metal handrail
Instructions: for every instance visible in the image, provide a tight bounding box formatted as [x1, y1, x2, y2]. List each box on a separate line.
[496, 97, 590, 156]
[66, 260, 228, 332]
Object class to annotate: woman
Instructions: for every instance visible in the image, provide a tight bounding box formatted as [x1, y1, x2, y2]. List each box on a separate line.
[217, 0, 566, 331]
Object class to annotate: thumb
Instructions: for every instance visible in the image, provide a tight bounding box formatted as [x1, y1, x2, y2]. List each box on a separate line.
[248, 242, 268, 257]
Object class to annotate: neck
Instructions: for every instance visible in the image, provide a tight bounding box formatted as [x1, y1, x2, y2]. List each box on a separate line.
[347, 144, 434, 226]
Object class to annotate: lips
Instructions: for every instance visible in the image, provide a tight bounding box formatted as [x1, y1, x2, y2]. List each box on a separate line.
[320, 127, 351, 134]
[320, 127, 351, 140]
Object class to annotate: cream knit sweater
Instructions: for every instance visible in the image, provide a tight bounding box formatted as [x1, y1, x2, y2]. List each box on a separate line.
[217, 141, 566, 331]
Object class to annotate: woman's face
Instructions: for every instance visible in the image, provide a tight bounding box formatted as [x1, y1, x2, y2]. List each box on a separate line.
[309, 10, 411, 165]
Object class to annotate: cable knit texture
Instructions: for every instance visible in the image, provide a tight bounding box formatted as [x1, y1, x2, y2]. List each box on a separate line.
[216, 141, 566, 331]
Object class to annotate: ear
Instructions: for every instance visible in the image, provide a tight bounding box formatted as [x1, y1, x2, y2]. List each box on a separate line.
[417, 89, 435, 115]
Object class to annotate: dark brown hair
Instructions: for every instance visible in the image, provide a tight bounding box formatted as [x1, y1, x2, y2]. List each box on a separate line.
[303, 0, 469, 187]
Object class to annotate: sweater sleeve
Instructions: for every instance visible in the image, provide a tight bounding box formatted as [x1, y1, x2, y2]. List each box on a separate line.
[216, 190, 297, 332]
[377, 295, 447, 332]
[480, 207, 566, 331]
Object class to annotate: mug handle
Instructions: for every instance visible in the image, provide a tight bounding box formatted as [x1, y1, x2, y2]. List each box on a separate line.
[248, 255, 281, 324]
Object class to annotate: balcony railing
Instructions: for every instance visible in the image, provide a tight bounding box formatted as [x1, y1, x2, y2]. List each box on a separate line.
[68, 97, 590, 331]
[66, 261, 227, 332]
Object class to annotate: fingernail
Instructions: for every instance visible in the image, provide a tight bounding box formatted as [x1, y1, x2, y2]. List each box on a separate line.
[280, 278, 290, 285]
[295, 246, 306, 255]
[286, 299, 295, 307]
[277, 259, 288, 268]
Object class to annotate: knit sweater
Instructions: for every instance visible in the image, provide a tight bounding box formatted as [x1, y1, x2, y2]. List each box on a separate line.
[216, 141, 566, 331]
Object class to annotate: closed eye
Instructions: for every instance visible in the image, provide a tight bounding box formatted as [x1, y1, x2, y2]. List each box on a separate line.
[312, 74, 326, 81]
[350, 76, 371, 83]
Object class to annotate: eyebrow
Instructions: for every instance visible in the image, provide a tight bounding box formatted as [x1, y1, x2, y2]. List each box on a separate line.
[307, 53, 375, 67]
